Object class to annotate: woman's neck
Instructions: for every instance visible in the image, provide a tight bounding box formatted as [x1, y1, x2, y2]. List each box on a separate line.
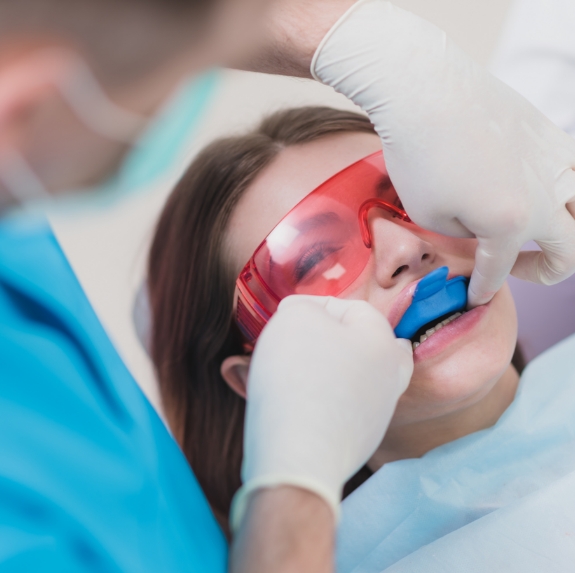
[368, 364, 520, 471]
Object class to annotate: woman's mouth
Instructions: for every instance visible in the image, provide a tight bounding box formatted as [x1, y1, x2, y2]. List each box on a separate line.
[387, 267, 488, 361]
[411, 310, 466, 349]
[410, 303, 489, 361]
[392, 267, 469, 340]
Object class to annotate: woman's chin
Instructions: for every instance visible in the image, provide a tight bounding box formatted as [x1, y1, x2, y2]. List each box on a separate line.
[391, 368, 503, 427]
[394, 287, 518, 424]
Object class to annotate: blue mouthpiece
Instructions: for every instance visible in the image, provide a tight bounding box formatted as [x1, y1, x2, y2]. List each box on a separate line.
[394, 266, 468, 339]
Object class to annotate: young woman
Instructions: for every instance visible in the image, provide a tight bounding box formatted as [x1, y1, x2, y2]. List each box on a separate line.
[147, 106, 527, 542]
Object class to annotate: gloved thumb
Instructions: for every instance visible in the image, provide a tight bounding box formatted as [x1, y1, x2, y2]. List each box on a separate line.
[468, 236, 519, 307]
[395, 338, 413, 355]
[511, 210, 575, 285]
[394, 338, 414, 393]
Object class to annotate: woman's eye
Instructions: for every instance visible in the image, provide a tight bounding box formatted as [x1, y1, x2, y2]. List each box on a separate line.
[294, 244, 343, 283]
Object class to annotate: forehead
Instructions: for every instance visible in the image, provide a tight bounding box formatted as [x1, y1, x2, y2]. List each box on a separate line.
[226, 131, 382, 274]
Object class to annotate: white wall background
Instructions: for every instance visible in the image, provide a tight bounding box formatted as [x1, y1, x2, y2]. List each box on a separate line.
[49, 0, 512, 415]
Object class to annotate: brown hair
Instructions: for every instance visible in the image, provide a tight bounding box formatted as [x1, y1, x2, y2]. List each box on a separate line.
[148, 107, 377, 534]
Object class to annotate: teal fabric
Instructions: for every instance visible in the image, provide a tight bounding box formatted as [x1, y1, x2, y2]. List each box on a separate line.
[337, 334, 575, 572]
[49, 70, 219, 214]
[116, 71, 219, 193]
[0, 217, 227, 572]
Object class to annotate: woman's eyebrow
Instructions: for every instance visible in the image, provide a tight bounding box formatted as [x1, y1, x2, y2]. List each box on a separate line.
[376, 174, 394, 197]
[297, 211, 341, 233]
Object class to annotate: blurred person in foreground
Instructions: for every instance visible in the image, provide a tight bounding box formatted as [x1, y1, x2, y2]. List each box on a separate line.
[0, 3, 327, 571]
[3, 1, 575, 572]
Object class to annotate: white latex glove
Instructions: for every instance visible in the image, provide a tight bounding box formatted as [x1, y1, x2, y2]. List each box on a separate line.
[230, 295, 413, 530]
[312, 0, 575, 306]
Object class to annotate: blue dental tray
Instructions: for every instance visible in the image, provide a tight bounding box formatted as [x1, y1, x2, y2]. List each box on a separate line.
[394, 266, 468, 340]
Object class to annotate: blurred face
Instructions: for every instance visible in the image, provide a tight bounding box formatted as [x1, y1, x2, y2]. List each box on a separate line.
[225, 132, 518, 427]
[0, 0, 273, 206]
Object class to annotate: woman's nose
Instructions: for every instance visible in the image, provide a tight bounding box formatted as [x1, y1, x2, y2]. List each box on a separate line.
[368, 213, 436, 289]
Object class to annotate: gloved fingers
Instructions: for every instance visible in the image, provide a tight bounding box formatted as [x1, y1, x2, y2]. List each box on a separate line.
[410, 212, 476, 239]
[277, 294, 332, 313]
[395, 338, 413, 355]
[281, 297, 413, 382]
[556, 167, 575, 214]
[324, 297, 392, 330]
[275, 295, 351, 326]
[394, 339, 414, 393]
[308, 296, 393, 336]
[278, 294, 392, 331]
[321, 296, 370, 324]
[277, 294, 356, 325]
[511, 210, 575, 285]
[468, 237, 519, 308]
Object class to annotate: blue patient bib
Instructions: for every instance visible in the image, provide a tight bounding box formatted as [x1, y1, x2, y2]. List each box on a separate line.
[336, 333, 575, 572]
[0, 218, 227, 572]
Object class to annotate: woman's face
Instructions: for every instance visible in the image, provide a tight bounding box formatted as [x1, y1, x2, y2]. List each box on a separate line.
[225, 132, 518, 427]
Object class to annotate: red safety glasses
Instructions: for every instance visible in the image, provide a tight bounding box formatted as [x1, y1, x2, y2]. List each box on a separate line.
[235, 150, 411, 347]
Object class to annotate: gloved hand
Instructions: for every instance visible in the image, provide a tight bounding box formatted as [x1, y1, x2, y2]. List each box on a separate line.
[230, 295, 413, 530]
[312, 0, 575, 306]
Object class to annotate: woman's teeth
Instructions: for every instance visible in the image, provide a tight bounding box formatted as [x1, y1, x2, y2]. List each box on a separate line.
[412, 311, 466, 350]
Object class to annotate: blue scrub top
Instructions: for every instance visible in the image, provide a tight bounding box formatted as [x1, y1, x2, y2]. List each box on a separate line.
[0, 217, 227, 572]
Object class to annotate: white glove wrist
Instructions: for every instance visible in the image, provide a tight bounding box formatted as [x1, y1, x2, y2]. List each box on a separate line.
[310, 0, 373, 82]
[230, 476, 341, 533]
[233, 296, 413, 533]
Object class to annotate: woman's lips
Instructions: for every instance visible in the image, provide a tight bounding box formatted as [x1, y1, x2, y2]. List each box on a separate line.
[387, 279, 420, 330]
[412, 302, 489, 362]
[387, 271, 463, 330]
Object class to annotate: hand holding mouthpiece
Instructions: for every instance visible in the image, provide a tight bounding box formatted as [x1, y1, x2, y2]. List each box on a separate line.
[313, 0, 575, 306]
[230, 295, 414, 530]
